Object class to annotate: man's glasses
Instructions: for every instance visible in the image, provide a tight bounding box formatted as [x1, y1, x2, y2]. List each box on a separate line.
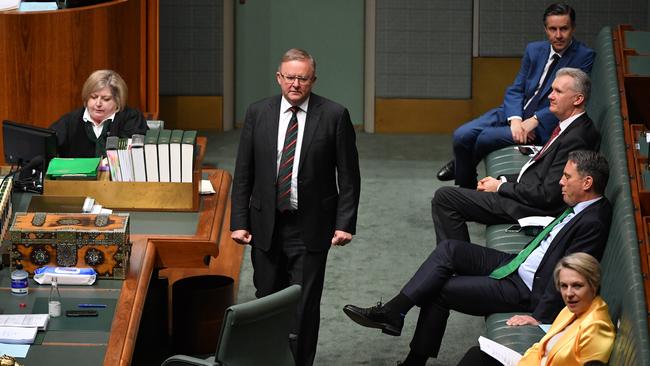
[279, 73, 313, 85]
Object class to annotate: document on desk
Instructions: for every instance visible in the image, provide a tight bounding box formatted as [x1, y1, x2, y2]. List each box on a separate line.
[478, 336, 522, 366]
[0, 314, 50, 330]
[19, 2, 58, 11]
[0, 343, 30, 358]
[0, 326, 38, 344]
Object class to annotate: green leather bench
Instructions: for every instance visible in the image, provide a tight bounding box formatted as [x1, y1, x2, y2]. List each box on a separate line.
[482, 27, 650, 364]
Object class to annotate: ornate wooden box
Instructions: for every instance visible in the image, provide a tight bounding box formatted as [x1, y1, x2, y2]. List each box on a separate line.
[9, 212, 130, 279]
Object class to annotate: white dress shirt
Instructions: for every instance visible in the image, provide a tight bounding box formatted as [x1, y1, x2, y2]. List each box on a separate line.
[517, 196, 602, 290]
[276, 96, 309, 210]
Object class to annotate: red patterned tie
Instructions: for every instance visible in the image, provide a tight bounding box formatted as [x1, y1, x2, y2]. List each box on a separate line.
[534, 125, 561, 161]
[277, 106, 299, 211]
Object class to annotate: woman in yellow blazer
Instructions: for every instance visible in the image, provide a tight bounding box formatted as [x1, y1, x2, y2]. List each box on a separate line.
[458, 252, 615, 366]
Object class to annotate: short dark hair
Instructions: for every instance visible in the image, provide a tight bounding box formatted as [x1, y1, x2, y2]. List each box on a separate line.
[543, 3, 576, 26]
[568, 150, 609, 195]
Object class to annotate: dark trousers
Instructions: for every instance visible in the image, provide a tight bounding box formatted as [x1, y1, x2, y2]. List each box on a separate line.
[251, 210, 329, 366]
[431, 186, 517, 244]
[452, 108, 514, 188]
[456, 346, 503, 366]
[451, 107, 543, 188]
[401, 240, 531, 357]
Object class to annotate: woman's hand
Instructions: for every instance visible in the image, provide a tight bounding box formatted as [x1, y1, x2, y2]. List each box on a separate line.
[506, 314, 539, 326]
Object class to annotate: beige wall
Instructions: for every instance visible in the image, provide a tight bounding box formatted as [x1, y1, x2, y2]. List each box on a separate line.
[375, 57, 521, 133]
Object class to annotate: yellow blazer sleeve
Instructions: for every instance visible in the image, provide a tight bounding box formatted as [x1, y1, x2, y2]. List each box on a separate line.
[575, 317, 616, 364]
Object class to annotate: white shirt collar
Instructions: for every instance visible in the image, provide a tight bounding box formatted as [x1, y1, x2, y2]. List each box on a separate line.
[571, 196, 602, 215]
[82, 108, 116, 126]
[557, 111, 585, 132]
[280, 96, 310, 114]
[550, 41, 572, 59]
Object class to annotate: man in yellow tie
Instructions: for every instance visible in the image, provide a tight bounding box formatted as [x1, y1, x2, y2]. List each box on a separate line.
[343, 150, 610, 366]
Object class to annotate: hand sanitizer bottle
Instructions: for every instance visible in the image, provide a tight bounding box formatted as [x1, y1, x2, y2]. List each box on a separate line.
[11, 263, 29, 296]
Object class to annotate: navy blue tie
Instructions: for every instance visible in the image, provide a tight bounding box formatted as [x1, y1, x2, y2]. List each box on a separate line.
[523, 54, 561, 118]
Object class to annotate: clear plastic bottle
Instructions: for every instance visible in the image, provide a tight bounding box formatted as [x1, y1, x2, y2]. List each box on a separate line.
[11, 263, 29, 296]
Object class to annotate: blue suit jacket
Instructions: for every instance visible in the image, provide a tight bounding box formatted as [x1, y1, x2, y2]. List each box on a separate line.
[503, 40, 595, 143]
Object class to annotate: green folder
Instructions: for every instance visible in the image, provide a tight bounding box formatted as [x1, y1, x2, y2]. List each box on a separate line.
[46, 157, 101, 180]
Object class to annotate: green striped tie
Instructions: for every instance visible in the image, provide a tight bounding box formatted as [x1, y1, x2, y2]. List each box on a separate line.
[276, 106, 299, 211]
[489, 207, 574, 279]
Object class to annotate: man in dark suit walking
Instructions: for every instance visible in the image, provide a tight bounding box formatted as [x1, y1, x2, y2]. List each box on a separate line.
[344, 150, 611, 366]
[433, 67, 599, 244]
[436, 3, 595, 188]
[231, 48, 361, 366]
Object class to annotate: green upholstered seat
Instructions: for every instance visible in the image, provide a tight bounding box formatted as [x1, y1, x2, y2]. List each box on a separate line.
[162, 285, 301, 366]
[485, 224, 530, 253]
[484, 147, 531, 177]
[485, 312, 545, 355]
[482, 27, 650, 365]
[586, 28, 621, 131]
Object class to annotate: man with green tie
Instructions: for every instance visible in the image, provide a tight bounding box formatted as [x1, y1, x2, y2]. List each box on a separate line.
[343, 150, 611, 366]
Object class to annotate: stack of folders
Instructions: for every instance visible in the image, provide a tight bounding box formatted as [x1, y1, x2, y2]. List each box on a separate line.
[106, 130, 197, 183]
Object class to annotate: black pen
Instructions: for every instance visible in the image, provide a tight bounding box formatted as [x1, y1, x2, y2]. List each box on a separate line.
[77, 303, 107, 308]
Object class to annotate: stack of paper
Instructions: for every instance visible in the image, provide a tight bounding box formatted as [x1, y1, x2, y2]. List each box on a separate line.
[478, 336, 522, 366]
[0, 314, 50, 344]
[0, 327, 37, 344]
[0, 0, 20, 12]
[0, 314, 50, 330]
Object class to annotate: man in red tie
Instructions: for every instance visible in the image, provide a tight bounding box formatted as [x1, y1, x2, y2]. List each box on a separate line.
[230, 48, 361, 366]
[436, 3, 595, 188]
[431, 67, 599, 245]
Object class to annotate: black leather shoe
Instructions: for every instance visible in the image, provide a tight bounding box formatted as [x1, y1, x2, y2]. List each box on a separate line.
[436, 160, 455, 181]
[343, 302, 404, 336]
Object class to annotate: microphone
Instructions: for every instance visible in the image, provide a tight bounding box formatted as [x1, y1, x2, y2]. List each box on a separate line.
[0, 155, 45, 192]
[18, 156, 45, 175]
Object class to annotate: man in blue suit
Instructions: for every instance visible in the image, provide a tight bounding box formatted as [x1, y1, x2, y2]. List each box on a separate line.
[436, 3, 595, 188]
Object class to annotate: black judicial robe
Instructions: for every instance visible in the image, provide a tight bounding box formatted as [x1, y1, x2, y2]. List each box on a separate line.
[50, 106, 147, 158]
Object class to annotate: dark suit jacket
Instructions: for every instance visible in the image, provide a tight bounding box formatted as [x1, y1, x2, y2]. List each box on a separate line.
[528, 197, 612, 322]
[503, 40, 595, 142]
[230, 93, 361, 252]
[50, 106, 147, 158]
[498, 113, 600, 218]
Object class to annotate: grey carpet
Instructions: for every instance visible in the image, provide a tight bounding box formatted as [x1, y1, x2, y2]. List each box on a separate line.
[202, 130, 487, 365]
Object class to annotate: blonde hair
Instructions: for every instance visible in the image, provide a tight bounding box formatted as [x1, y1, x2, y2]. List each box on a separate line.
[81, 70, 127, 112]
[553, 252, 601, 292]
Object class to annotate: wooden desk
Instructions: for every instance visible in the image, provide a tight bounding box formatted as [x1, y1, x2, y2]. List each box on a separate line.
[2, 168, 242, 365]
[106, 168, 241, 366]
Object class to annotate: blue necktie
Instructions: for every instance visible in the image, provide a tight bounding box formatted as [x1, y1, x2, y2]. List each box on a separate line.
[523, 54, 561, 119]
